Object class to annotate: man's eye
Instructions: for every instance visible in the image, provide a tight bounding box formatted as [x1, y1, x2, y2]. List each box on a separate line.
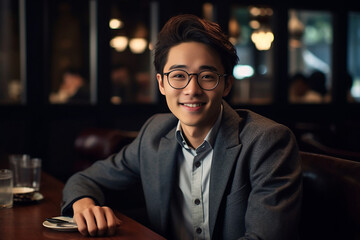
[173, 74, 186, 78]
[201, 73, 216, 80]
[170, 72, 187, 80]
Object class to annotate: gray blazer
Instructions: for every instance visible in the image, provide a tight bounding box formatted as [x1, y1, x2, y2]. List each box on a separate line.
[62, 101, 302, 240]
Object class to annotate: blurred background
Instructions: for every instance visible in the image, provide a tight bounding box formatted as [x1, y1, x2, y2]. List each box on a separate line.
[1, 0, 360, 181]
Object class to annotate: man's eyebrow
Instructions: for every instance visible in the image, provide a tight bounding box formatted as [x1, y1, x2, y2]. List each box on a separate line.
[169, 65, 187, 70]
[168, 65, 218, 71]
[199, 65, 218, 71]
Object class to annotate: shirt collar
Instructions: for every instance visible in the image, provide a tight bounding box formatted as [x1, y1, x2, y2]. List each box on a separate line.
[176, 104, 223, 149]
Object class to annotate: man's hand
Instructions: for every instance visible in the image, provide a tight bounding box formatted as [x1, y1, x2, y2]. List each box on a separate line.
[72, 197, 122, 237]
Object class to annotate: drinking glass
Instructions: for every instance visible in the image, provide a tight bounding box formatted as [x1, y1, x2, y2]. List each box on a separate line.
[0, 169, 13, 208]
[9, 155, 42, 192]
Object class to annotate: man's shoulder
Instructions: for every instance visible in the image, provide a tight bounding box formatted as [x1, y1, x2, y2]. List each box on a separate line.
[222, 102, 284, 133]
[140, 112, 178, 137]
[223, 101, 277, 126]
[235, 109, 277, 125]
[231, 108, 291, 134]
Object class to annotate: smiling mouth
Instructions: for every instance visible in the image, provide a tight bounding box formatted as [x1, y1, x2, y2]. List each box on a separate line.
[181, 103, 205, 107]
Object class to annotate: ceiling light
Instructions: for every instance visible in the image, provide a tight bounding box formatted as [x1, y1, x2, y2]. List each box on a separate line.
[110, 36, 128, 52]
[129, 38, 147, 54]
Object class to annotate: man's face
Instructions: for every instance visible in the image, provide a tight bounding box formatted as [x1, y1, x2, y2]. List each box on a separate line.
[157, 41, 233, 132]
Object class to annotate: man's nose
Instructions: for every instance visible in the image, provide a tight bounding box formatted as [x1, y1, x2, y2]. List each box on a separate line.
[184, 74, 202, 94]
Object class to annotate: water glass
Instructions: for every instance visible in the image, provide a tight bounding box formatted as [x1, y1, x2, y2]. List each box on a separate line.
[0, 169, 13, 208]
[9, 155, 42, 192]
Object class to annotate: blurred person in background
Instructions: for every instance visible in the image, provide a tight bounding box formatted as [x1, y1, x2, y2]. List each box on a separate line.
[289, 72, 322, 103]
[308, 70, 329, 103]
[50, 68, 89, 104]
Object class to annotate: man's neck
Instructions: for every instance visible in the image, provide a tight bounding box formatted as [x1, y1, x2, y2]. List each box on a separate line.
[180, 125, 210, 149]
[180, 105, 223, 149]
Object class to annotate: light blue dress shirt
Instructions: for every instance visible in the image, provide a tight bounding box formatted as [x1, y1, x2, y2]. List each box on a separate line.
[171, 105, 223, 240]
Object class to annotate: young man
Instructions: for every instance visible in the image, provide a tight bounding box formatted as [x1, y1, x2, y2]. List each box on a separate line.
[62, 14, 302, 240]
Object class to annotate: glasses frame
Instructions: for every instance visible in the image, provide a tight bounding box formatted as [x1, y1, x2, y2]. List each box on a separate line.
[163, 69, 228, 91]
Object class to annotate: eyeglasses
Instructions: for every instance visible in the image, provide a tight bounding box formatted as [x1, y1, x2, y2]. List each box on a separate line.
[163, 69, 228, 91]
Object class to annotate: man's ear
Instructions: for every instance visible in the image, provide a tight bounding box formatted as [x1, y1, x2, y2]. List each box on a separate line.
[157, 73, 166, 95]
[223, 75, 234, 97]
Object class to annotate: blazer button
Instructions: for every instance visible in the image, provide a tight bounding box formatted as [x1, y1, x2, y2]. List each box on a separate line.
[196, 227, 202, 234]
[194, 199, 201, 205]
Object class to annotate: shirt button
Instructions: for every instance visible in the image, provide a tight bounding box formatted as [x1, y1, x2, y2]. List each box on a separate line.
[194, 199, 201, 205]
[194, 161, 201, 168]
[196, 227, 202, 234]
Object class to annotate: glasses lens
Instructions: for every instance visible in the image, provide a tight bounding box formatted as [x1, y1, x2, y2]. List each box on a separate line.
[198, 71, 219, 90]
[167, 70, 220, 90]
[168, 70, 189, 89]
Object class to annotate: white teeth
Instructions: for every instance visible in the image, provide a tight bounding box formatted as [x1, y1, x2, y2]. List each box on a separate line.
[183, 103, 202, 107]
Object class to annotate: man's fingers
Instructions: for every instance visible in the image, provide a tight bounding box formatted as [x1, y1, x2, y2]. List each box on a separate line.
[92, 206, 108, 236]
[73, 213, 90, 236]
[74, 205, 120, 237]
[103, 207, 122, 236]
[84, 207, 102, 236]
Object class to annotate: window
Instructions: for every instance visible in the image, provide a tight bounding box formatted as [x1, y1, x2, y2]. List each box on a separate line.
[347, 12, 360, 103]
[0, 0, 22, 104]
[288, 10, 332, 104]
[48, 0, 90, 104]
[109, 0, 157, 104]
[229, 5, 275, 105]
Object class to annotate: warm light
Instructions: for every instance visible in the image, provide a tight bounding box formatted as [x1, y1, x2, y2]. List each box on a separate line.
[109, 18, 124, 29]
[229, 37, 238, 45]
[249, 7, 260, 16]
[251, 30, 274, 51]
[148, 42, 154, 51]
[229, 18, 239, 36]
[129, 38, 147, 54]
[110, 36, 128, 52]
[266, 8, 273, 16]
[249, 20, 260, 29]
[249, 6, 273, 16]
[203, 3, 214, 21]
[288, 10, 304, 48]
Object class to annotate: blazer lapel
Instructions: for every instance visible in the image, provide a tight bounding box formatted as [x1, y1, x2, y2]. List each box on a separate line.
[209, 102, 243, 237]
[157, 128, 179, 232]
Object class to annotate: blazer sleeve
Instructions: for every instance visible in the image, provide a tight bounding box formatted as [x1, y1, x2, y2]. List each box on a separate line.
[61, 115, 157, 216]
[241, 123, 302, 240]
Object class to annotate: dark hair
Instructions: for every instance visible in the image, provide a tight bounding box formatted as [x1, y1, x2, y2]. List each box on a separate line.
[154, 14, 238, 75]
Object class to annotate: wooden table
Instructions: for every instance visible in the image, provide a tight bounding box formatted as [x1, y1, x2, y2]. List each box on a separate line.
[0, 172, 166, 240]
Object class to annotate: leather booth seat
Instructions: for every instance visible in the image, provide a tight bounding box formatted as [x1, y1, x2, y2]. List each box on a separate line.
[73, 128, 138, 172]
[300, 133, 360, 162]
[299, 151, 360, 240]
